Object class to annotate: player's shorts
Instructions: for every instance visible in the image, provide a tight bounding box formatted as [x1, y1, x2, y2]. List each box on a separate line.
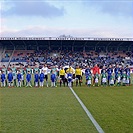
[126, 79, 129, 84]
[60, 75, 65, 81]
[117, 77, 121, 83]
[102, 78, 107, 83]
[110, 80, 114, 85]
[87, 80, 91, 85]
[1, 81, 5, 83]
[35, 80, 39, 83]
[27, 80, 31, 82]
[45, 75, 48, 80]
[95, 78, 99, 83]
[122, 78, 126, 83]
[40, 80, 44, 83]
[76, 75, 81, 80]
[8, 80, 13, 83]
[68, 78, 72, 83]
[51, 79, 55, 82]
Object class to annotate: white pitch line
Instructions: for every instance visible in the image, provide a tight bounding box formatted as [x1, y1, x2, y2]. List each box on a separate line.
[69, 87, 104, 133]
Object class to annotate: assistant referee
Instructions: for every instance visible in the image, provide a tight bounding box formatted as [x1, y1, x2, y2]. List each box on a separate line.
[59, 66, 65, 87]
[75, 65, 82, 86]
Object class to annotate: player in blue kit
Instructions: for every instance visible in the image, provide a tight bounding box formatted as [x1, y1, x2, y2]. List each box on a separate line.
[51, 71, 56, 87]
[67, 72, 73, 87]
[34, 71, 39, 87]
[85, 66, 91, 85]
[1, 65, 7, 86]
[26, 71, 32, 87]
[1, 71, 6, 87]
[17, 70, 22, 87]
[107, 65, 113, 85]
[11, 64, 17, 87]
[39, 70, 45, 87]
[51, 65, 59, 87]
[7, 69, 13, 87]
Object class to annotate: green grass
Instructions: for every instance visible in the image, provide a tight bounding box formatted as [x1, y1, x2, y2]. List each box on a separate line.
[0, 87, 97, 133]
[74, 86, 133, 133]
[0, 74, 133, 133]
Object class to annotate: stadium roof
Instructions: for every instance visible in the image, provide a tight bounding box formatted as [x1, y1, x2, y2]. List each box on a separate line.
[0, 37, 133, 41]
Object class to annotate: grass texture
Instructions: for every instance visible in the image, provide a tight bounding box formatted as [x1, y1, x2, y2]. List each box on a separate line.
[74, 86, 133, 133]
[0, 87, 97, 133]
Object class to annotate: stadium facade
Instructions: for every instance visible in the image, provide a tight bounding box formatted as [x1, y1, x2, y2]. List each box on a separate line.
[0, 37, 133, 51]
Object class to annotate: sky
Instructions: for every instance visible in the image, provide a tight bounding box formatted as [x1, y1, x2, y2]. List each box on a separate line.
[0, 0, 133, 38]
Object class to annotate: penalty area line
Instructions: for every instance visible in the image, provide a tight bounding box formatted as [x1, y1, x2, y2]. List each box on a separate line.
[69, 87, 104, 133]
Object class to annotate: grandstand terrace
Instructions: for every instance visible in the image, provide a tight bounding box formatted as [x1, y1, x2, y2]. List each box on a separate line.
[0, 37, 133, 68]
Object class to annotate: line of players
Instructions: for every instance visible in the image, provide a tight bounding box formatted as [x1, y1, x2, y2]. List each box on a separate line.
[85, 64, 131, 86]
[0, 64, 131, 87]
[0, 64, 74, 87]
[59, 64, 131, 87]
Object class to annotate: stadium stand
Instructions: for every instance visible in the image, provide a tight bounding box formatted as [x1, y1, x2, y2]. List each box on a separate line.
[0, 38, 133, 68]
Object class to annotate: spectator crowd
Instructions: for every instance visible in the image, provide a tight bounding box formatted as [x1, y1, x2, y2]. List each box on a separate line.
[7, 50, 133, 69]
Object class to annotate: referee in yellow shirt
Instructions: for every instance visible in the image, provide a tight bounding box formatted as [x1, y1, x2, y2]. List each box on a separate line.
[75, 65, 82, 86]
[66, 66, 74, 74]
[59, 66, 65, 87]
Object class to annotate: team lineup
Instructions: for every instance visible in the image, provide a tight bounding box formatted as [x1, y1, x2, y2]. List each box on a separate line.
[0, 63, 131, 88]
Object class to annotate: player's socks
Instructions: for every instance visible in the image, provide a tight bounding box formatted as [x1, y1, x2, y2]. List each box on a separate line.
[14, 79, 16, 87]
[95, 83, 98, 87]
[46, 81, 48, 87]
[23, 80, 25, 86]
[76, 80, 78, 86]
[88, 84, 91, 87]
[54, 82, 56, 87]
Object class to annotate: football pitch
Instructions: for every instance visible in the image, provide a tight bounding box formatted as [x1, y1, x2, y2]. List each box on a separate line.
[0, 85, 132, 133]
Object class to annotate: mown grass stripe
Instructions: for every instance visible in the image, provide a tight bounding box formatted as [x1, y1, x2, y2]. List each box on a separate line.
[69, 87, 104, 133]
